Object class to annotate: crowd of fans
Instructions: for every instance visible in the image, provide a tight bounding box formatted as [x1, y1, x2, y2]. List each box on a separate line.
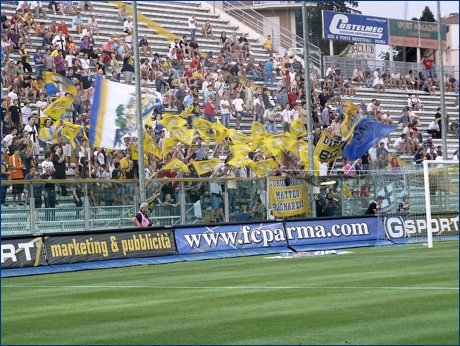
[0, 2, 458, 222]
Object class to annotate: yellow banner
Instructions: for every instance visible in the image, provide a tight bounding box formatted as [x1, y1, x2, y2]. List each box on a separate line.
[162, 158, 189, 173]
[192, 158, 221, 175]
[269, 177, 309, 217]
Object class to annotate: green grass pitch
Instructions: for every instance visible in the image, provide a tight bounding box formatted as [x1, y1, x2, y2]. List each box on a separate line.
[2, 242, 458, 345]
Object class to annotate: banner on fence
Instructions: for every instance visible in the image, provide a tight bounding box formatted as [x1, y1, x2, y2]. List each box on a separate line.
[1, 236, 46, 269]
[175, 222, 287, 254]
[322, 11, 389, 44]
[44, 229, 176, 264]
[285, 216, 383, 246]
[388, 19, 447, 49]
[268, 177, 309, 217]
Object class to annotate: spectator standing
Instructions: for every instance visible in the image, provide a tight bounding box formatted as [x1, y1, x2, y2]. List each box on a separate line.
[421, 55, 434, 79]
[188, 14, 197, 40]
[264, 58, 274, 87]
[8, 145, 25, 206]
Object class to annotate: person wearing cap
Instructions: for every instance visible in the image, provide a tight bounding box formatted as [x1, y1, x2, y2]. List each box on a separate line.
[364, 196, 390, 215]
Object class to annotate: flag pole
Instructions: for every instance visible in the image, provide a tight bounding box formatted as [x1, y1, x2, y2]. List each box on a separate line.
[302, 1, 316, 217]
[132, 1, 146, 203]
[437, 1, 447, 160]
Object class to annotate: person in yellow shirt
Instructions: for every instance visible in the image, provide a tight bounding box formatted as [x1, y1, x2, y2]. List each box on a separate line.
[128, 140, 148, 177]
[51, 45, 60, 58]
[119, 151, 131, 175]
[32, 76, 45, 102]
[23, 9, 36, 29]
[263, 35, 275, 57]
[192, 69, 204, 86]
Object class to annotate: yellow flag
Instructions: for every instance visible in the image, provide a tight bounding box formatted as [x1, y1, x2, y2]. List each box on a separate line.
[214, 122, 229, 144]
[228, 129, 251, 145]
[262, 134, 293, 157]
[193, 118, 213, 133]
[178, 104, 195, 117]
[192, 158, 221, 175]
[144, 133, 163, 159]
[163, 137, 179, 156]
[197, 129, 215, 146]
[169, 127, 188, 140]
[251, 121, 267, 137]
[162, 158, 189, 173]
[180, 129, 196, 147]
[62, 121, 82, 149]
[249, 159, 277, 176]
[231, 144, 250, 157]
[228, 156, 253, 168]
[341, 101, 361, 140]
[290, 118, 307, 138]
[38, 127, 53, 142]
[343, 181, 352, 198]
[159, 114, 187, 130]
[44, 97, 73, 120]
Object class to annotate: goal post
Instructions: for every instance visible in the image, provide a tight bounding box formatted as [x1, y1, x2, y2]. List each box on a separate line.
[423, 160, 460, 248]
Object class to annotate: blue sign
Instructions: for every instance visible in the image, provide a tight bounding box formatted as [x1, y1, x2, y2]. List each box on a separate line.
[285, 217, 384, 246]
[175, 222, 287, 254]
[323, 11, 389, 45]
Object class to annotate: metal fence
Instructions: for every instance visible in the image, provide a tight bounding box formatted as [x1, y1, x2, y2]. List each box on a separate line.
[1, 169, 457, 237]
[204, 1, 322, 71]
[323, 56, 459, 81]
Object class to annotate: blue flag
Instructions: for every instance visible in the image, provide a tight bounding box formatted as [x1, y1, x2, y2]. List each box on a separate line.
[342, 118, 397, 161]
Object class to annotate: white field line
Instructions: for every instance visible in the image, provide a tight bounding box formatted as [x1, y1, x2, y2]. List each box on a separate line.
[2, 285, 458, 290]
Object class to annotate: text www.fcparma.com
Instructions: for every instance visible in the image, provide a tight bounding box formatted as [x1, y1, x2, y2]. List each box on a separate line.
[182, 223, 370, 248]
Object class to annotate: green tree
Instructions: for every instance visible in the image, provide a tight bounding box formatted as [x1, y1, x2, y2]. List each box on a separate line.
[419, 6, 436, 22]
[295, 1, 360, 56]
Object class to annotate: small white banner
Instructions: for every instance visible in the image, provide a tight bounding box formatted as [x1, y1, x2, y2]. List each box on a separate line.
[346, 43, 376, 59]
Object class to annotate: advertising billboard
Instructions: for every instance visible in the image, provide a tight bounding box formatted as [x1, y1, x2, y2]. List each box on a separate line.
[44, 229, 176, 265]
[175, 222, 287, 254]
[285, 216, 383, 246]
[322, 10, 389, 45]
[1, 236, 46, 269]
[388, 19, 447, 49]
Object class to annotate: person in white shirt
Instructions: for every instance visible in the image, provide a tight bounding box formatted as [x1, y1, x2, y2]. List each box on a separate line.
[390, 70, 402, 89]
[280, 104, 291, 132]
[24, 116, 40, 159]
[393, 133, 407, 152]
[373, 73, 385, 93]
[123, 17, 133, 34]
[21, 100, 33, 126]
[188, 14, 197, 40]
[80, 25, 93, 40]
[52, 31, 66, 51]
[231, 95, 245, 130]
[290, 104, 299, 121]
[220, 93, 231, 129]
[88, 15, 99, 36]
[30, 1, 48, 19]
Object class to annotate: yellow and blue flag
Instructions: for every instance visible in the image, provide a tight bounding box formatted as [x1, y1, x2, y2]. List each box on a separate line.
[44, 71, 77, 97]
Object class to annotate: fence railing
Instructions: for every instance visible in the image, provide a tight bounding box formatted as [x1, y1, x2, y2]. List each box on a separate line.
[323, 56, 459, 82]
[206, 1, 322, 71]
[2, 168, 458, 237]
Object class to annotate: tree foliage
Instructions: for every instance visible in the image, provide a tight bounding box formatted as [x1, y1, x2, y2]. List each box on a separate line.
[295, 1, 360, 56]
